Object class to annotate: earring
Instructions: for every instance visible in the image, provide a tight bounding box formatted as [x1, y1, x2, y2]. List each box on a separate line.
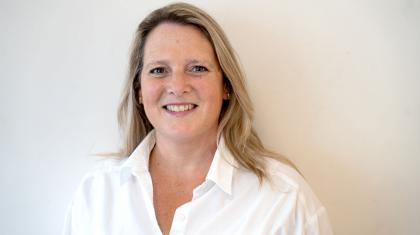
[139, 96, 143, 104]
[227, 93, 230, 100]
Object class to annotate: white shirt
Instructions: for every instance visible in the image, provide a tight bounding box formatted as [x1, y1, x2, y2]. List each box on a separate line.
[63, 131, 333, 235]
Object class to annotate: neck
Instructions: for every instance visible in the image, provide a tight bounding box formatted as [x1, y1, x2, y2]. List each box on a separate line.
[150, 131, 218, 175]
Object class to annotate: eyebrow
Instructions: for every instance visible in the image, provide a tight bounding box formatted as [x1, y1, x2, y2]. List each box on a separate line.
[185, 59, 217, 68]
[143, 60, 170, 69]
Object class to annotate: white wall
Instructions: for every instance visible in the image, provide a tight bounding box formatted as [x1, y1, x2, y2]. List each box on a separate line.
[1, 0, 419, 234]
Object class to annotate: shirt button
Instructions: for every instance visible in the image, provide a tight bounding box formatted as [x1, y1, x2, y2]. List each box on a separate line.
[178, 213, 186, 221]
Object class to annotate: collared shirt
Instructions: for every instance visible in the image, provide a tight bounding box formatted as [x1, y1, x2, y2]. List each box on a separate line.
[63, 131, 333, 235]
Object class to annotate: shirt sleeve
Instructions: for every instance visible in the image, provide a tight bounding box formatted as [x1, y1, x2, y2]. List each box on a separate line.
[304, 206, 334, 235]
[61, 175, 93, 235]
[62, 201, 73, 235]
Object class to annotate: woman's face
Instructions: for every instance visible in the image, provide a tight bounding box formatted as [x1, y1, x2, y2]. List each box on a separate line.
[140, 23, 227, 142]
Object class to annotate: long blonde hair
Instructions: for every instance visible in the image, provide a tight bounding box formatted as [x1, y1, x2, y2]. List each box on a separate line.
[118, 2, 297, 182]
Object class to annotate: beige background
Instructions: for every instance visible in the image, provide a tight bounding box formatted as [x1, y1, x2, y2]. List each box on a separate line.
[1, 0, 419, 234]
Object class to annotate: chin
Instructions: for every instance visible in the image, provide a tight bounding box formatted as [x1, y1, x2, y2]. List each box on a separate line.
[157, 127, 195, 139]
[156, 125, 217, 142]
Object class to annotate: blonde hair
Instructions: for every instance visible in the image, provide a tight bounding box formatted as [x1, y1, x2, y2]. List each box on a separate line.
[118, 2, 297, 182]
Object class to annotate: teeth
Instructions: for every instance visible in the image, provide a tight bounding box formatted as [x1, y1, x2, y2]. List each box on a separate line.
[166, 104, 195, 112]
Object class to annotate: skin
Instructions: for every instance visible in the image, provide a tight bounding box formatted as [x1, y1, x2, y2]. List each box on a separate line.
[139, 22, 228, 235]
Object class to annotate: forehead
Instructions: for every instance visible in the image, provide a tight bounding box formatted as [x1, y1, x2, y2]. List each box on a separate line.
[143, 22, 217, 62]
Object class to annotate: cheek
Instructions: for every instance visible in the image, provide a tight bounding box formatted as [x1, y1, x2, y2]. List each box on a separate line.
[140, 80, 163, 124]
[140, 79, 163, 104]
[200, 81, 224, 104]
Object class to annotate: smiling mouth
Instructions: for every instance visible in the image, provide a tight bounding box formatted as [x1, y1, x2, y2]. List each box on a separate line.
[163, 104, 198, 112]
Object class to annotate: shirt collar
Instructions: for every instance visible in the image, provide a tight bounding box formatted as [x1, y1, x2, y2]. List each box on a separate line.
[120, 130, 237, 196]
[205, 136, 237, 196]
[120, 130, 156, 180]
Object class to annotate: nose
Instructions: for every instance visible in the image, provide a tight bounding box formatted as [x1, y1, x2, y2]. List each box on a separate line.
[167, 70, 191, 96]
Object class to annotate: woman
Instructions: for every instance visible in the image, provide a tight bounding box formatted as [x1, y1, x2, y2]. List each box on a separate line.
[64, 2, 332, 235]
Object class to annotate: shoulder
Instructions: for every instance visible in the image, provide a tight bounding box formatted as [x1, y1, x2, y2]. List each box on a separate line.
[264, 158, 323, 209]
[63, 157, 128, 234]
[262, 158, 332, 233]
[234, 157, 323, 206]
[230, 157, 332, 233]
[82, 157, 125, 182]
[265, 158, 313, 194]
[72, 157, 126, 203]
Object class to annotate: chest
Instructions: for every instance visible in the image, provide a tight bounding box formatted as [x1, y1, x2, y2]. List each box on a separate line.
[151, 172, 205, 235]
[141, 180, 294, 235]
[79, 174, 300, 235]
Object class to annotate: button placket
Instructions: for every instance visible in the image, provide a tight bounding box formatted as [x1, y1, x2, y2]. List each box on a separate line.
[177, 213, 186, 221]
[170, 203, 191, 235]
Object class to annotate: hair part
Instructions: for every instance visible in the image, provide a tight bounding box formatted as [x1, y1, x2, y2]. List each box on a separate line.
[117, 2, 298, 182]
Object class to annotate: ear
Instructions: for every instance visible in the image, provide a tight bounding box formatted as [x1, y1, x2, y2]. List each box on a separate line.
[138, 92, 143, 104]
[223, 87, 230, 100]
[222, 78, 231, 100]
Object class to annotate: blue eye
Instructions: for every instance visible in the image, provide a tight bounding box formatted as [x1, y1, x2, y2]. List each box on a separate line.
[149, 67, 167, 75]
[191, 65, 208, 73]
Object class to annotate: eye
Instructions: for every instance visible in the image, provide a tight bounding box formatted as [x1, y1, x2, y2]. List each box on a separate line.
[149, 67, 167, 76]
[190, 65, 208, 73]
